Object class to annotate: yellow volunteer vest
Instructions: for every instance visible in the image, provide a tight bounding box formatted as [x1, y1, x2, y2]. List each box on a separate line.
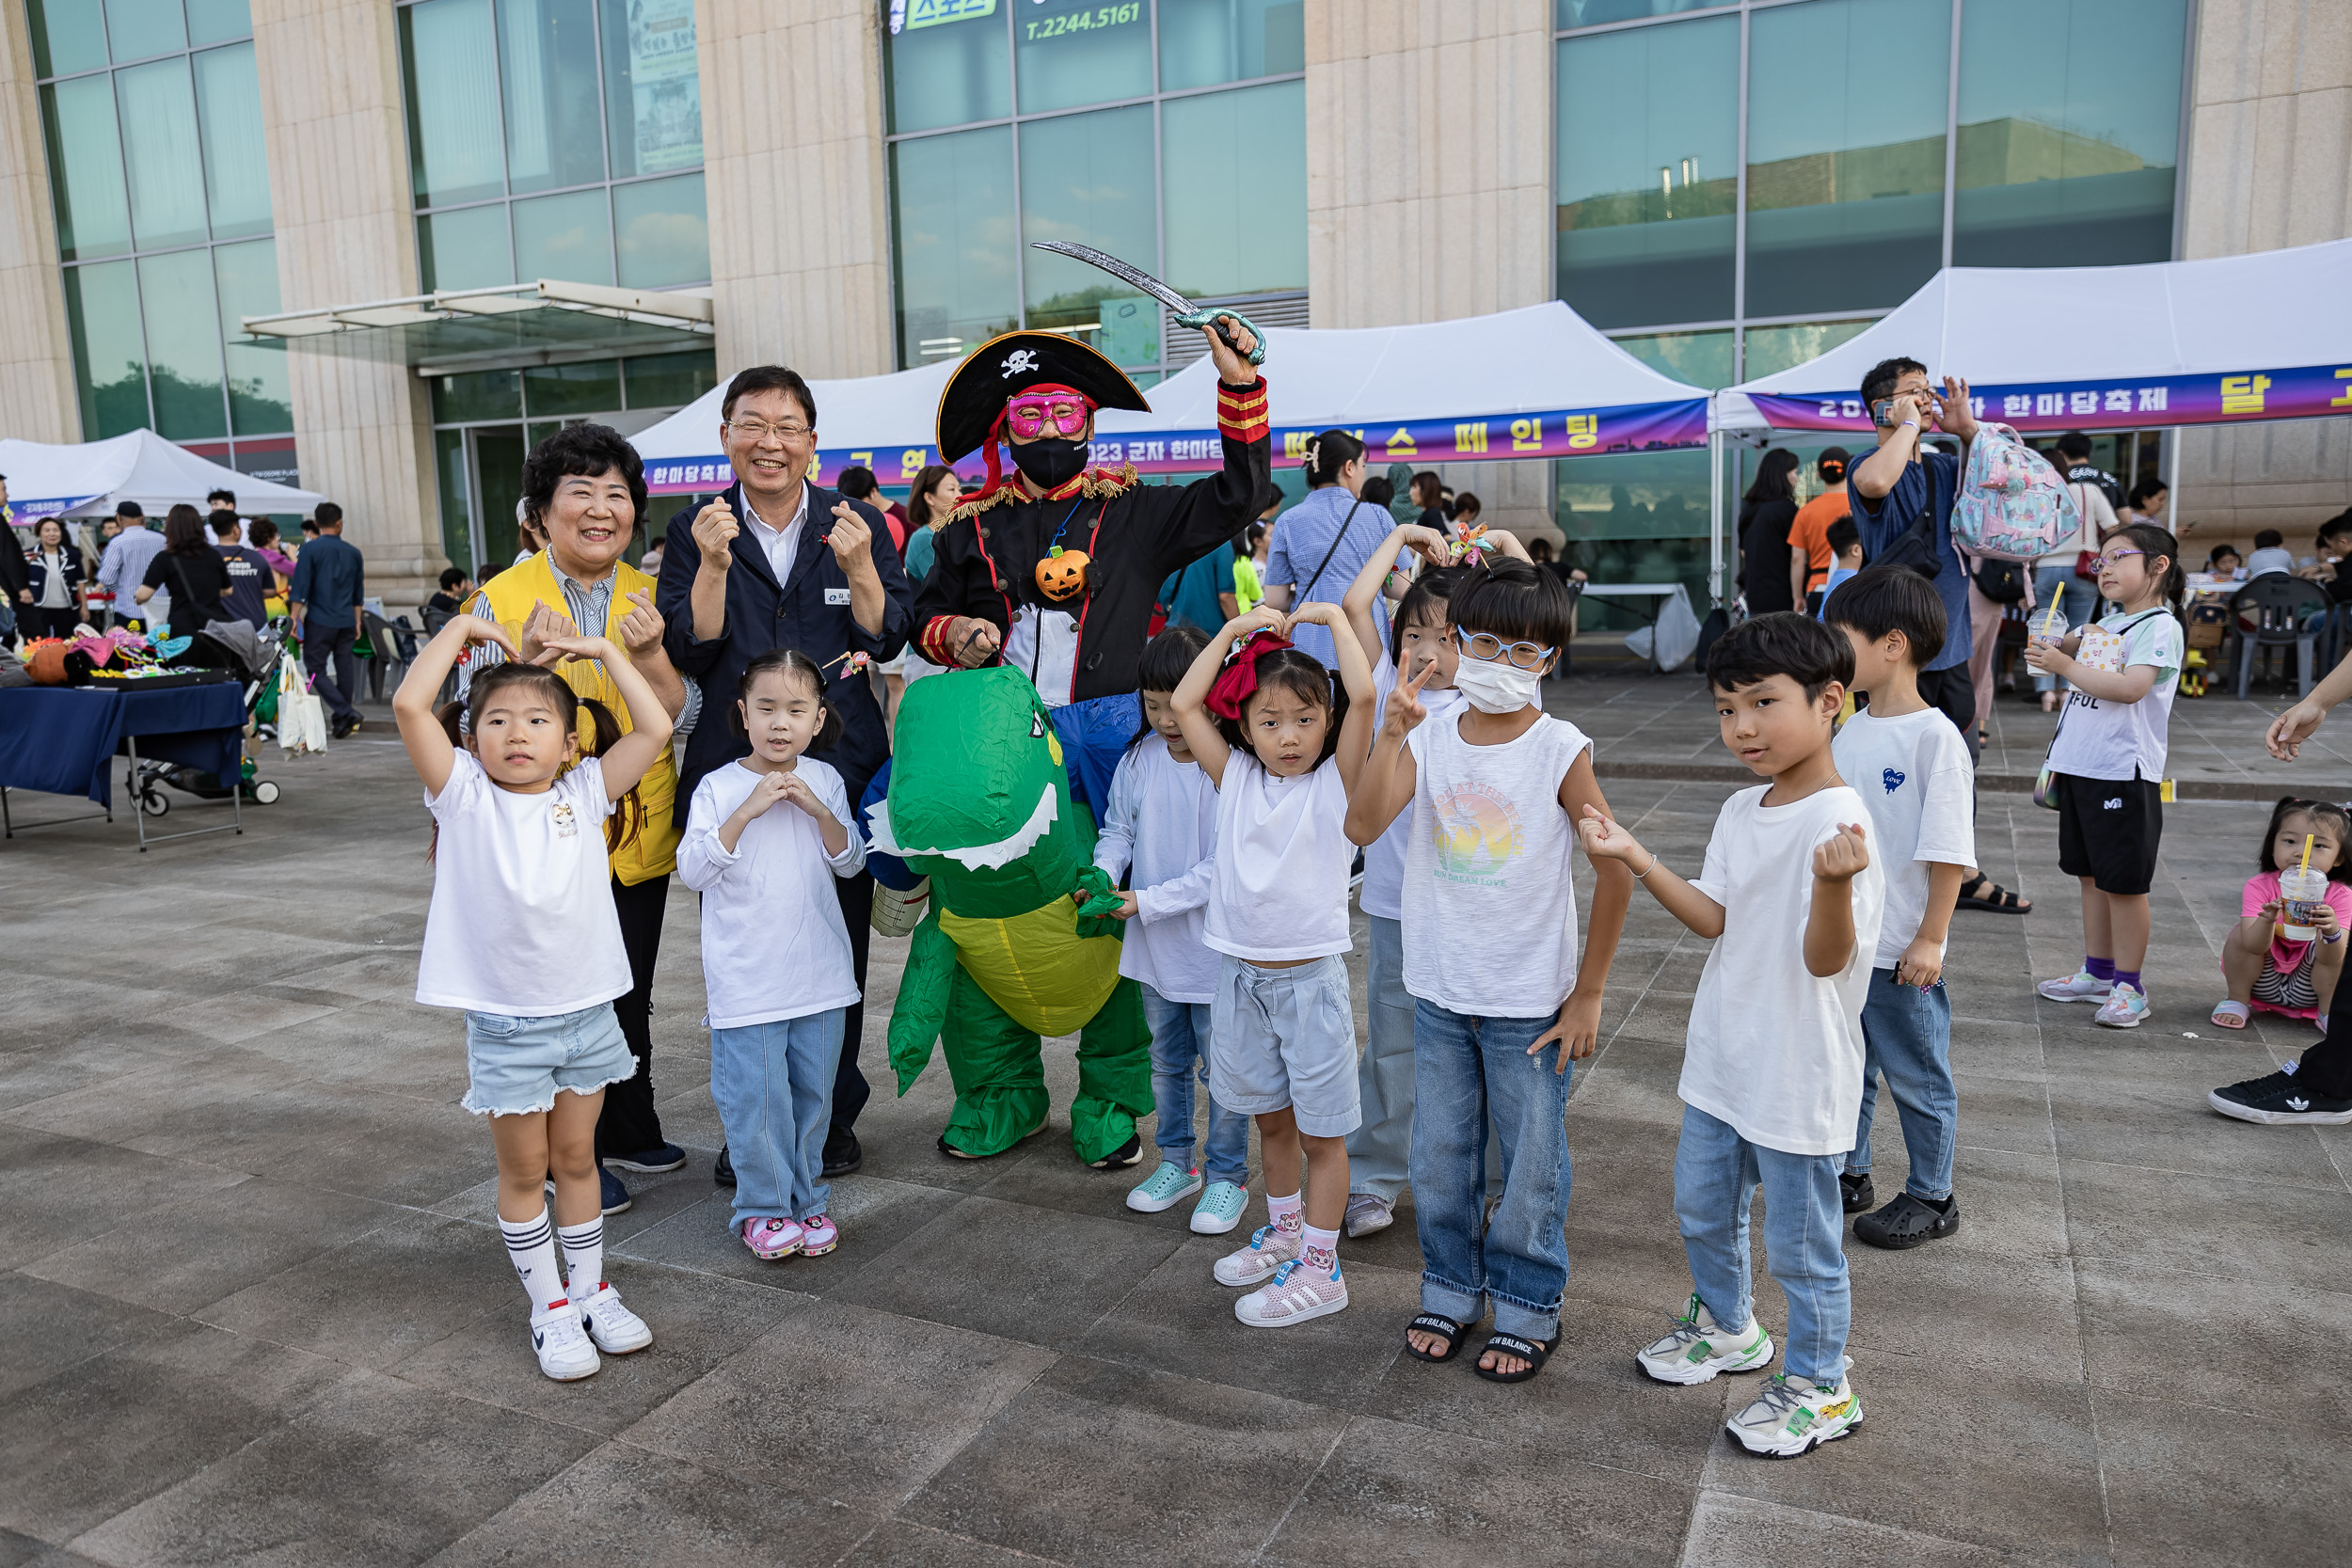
[478, 553, 680, 884]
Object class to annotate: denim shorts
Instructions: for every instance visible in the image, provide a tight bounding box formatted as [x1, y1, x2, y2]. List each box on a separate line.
[461, 1003, 634, 1117]
[1209, 953, 1361, 1136]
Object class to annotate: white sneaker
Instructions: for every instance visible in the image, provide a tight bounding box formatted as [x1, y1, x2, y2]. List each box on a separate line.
[1343, 1191, 1394, 1238]
[2094, 981, 2150, 1028]
[1634, 1293, 1774, 1385]
[2038, 969, 2113, 1004]
[573, 1281, 652, 1354]
[1214, 1215, 1303, 1286]
[529, 1299, 600, 1381]
[1725, 1368, 1863, 1457]
[1234, 1258, 1349, 1326]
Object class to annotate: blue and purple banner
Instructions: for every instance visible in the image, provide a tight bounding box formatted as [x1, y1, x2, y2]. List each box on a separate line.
[1747, 362, 2352, 435]
[640, 396, 1711, 497]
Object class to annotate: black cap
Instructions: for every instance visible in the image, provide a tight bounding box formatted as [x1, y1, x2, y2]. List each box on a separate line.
[935, 330, 1152, 464]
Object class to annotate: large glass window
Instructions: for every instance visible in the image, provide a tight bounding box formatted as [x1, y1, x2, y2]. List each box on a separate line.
[39, 3, 291, 460]
[397, 0, 707, 292]
[1952, 0, 2186, 267]
[885, 1, 1308, 373]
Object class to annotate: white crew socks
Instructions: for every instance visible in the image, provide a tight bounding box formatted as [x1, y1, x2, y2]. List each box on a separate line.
[500, 1210, 566, 1311]
[1265, 1191, 1304, 1233]
[1300, 1222, 1341, 1278]
[558, 1217, 604, 1297]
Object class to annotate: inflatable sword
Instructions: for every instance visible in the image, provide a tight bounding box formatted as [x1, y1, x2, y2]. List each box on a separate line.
[1028, 241, 1268, 366]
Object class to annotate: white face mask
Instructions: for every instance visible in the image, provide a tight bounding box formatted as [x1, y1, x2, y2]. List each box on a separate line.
[1449, 654, 1544, 714]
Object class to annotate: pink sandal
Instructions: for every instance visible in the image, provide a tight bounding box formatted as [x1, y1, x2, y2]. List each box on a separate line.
[2211, 1001, 2250, 1029]
[739, 1216, 803, 1259]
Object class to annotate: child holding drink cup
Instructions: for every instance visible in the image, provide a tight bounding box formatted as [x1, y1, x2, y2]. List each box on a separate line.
[2211, 799, 2352, 1033]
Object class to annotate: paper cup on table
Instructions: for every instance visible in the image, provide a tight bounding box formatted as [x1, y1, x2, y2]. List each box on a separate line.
[2279, 867, 2329, 942]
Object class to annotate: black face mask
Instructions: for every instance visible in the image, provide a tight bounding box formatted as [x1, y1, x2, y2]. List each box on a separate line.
[1010, 436, 1089, 490]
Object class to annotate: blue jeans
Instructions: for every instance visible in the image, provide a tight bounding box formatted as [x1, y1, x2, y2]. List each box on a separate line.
[1141, 983, 1248, 1186]
[1409, 1000, 1574, 1342]
[1848, 968, 1957, 1202]
[709, 1010, 844, 1228]
[2031, 565, 2094, 693]
[1675, 1105, 1851, 1385]
[1345, 916, 1416, 1203]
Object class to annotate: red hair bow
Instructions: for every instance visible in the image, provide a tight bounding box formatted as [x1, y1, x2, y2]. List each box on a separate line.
[1204, 629, 1294, 720]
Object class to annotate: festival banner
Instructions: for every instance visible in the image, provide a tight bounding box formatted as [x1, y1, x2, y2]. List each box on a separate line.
[1745, 363, 2352, 435]
[640, 397, 1710, 497]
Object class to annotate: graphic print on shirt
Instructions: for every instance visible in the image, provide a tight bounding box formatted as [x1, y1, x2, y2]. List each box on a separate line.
[1429, 780, 1523, 885]
[1882, 768, 1905, 794]
[550, 801, 578, 838]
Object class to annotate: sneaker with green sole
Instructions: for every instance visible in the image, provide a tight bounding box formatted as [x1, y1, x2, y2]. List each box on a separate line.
[1635, 1293, 1775, 1385]
[1725, 1369, 1863, 1457]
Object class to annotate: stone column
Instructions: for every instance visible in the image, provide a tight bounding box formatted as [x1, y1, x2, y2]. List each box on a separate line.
[698, 0, 894, 380]
[2176, 0, 2352, 545]
[0, 0, 76, 449]
[1302, 0, 1557, 537]
[252, 0, 442, 609]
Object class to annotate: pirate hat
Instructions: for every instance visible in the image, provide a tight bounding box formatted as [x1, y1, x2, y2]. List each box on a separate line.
[935, 330, 1152, 463]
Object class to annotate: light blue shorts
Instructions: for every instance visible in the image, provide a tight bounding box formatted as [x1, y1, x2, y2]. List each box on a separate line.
[1209, 953, 1361, 1137]
[461, 1003, 634, 1117]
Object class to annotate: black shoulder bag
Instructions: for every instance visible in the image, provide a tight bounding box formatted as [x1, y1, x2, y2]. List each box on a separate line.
[1295, 499, 1367, 602]
[1868, 492, 1943, 581]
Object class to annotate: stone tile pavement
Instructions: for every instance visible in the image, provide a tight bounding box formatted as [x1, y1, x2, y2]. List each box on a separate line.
[0, 675, 2344, 1567]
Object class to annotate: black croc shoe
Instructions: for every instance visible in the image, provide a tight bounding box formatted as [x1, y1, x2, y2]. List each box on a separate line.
[1853, 1192, 1961, 1250]
[1839, 1171, 1876, 1214]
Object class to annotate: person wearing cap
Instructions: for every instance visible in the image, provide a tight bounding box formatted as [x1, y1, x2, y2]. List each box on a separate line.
[912, 316, 1270, 721]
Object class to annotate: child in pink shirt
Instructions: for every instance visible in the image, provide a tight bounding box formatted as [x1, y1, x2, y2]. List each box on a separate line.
[2214, 800, 2352, 1031]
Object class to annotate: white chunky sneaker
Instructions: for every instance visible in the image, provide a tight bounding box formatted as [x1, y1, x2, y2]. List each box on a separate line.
[1635, 1292, 1775, 1385]
[529, 1299, 600, 1381]
[1234, 1258, 1349, 1327]
[1213, 1213, 1303, 1286]
[2094, 981, 2150, 1028]
[573, 1281, 652, 1354]
[2038, 969, 2113, 1004]
[1725, 1369, 1864, 1457]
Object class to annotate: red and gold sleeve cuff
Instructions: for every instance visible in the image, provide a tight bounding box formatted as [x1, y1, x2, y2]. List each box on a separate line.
[918, 614, 962, 666]
[1216, 376, 1270, 445]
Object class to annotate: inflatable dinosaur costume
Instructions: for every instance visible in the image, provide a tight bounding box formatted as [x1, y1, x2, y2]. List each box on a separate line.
[872, 667, 1151, 1163]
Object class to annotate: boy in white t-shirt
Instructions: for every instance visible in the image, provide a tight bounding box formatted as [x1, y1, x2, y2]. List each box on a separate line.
[1581, 612, 1884, 1459]
[1825, 567, 1973, 1249]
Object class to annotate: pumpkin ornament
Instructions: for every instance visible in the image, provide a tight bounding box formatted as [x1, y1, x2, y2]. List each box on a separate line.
[1036, 544, 1089, 602]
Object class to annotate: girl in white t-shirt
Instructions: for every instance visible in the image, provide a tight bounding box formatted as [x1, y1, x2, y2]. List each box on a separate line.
[395, 614, 675, 1383]
[1346, 557, 1632, 1383]
[2025, 523, 2185, 1029]
[677, 649, 866, 1264]
[1171, 600, 1375, 1327]
[1095, 625, 1252, 1235]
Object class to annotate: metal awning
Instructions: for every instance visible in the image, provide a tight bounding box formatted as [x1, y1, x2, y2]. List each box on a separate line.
[241, 278, 714, 377]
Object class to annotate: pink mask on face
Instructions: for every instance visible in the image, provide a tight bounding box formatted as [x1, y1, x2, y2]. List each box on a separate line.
[1003, 385, 1093, 441]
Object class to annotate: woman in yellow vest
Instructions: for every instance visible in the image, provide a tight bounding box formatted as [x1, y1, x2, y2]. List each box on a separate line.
[463, 425, 693, 1213]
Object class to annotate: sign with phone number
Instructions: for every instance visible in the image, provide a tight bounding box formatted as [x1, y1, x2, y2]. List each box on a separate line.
[640, 398, 1710, 495]
[1746, 363, 2352, 434]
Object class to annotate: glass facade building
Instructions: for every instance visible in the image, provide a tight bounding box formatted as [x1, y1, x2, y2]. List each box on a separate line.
[32, 0, 295, 477]
[882, 0, 1309, 380]
[1550, 0, 2190, 598]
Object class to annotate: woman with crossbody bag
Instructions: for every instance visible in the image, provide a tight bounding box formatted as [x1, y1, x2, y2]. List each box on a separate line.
[1262, 429, 1403, 670]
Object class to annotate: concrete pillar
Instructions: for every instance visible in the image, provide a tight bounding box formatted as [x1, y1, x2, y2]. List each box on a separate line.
[2176, 0, 2352, 546]
[1302, 0, 1556, 536]
[252, 0, 442, 607]
[698, 0, 893, 380]
[0, 0, 77, 447]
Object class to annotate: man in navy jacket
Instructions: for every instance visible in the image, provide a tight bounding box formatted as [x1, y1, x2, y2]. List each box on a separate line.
[657, 365, 914, 1176]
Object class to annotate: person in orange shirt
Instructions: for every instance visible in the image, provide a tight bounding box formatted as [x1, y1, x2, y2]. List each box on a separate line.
[1786, 449, 1852, 610]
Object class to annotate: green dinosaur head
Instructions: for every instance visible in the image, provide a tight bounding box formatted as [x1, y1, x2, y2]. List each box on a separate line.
[871, 668, 1089, 918]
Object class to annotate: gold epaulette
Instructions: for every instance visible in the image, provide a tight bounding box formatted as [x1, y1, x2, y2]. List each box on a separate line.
[1079, 464, 1139, 499]
[948, 486, 1021, 525]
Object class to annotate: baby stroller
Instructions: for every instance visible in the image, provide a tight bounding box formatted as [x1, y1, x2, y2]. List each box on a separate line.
[127, 618, 288, 816]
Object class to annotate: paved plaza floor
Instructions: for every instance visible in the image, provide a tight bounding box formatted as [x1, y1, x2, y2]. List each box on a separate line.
[1, 672, 2344, 1567]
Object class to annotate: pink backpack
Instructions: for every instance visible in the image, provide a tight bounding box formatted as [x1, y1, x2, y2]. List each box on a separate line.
[1950, 422, 2078, 562]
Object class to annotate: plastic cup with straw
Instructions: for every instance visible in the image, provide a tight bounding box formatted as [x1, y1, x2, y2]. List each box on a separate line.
[2280, 831, 2328, 942]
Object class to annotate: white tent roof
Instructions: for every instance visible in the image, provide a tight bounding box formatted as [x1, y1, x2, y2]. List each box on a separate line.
[1, 428, 324, 519]
[1101, 301, 1706, 434]
[1714, 238, 2352, 433]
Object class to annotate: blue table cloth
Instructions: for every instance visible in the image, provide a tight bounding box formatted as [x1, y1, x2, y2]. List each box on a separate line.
[0, 683, 245, 807]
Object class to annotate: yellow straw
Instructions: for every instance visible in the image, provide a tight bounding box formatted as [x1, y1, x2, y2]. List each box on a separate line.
[2041, 595, 2065, 639]
[2301, 833, 2315, 876]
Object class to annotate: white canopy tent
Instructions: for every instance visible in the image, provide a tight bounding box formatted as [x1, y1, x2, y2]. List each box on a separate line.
[1706, 239, 2352, 601]
[1, 428, 324, 524]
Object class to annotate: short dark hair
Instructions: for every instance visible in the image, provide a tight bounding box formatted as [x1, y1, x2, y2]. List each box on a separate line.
[1359, 475, 1394, 507]
[2208, 544, 2240, 565]
[207, 488, 237, 508]
[1822, 564, 1947, 668]
[116, 500, 143, 520]
[1391, 564, 1465, 664]
[722, 365, 817, 426]
[1452, 491, 1482, 520]
[1860, 356, 1928, 407]
[1826, 516, 1860, 556]
[521, 422, 648, 536]
[439, 566, 470, 591]
[2126, 478, 2167, 508]
[209, 511, 239, 539]
[2259, 797, 2352, 882]
[2255, 529, 2284, 549]
[2056, 431, 2092, 461]
[313, 502, 342, 529]
[836, 466, 878, 500]
[2317, 511, 2352, 544]
[1134, 623, 1211, 743]
[248, 517, 278, 548]
[1707, 610, 1853, 700]
[1448, 558, 1574, 658]
[300, 517, 321, 535]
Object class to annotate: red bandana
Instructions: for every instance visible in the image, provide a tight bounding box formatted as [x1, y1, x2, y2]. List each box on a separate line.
[1204, 630, 1295, 720]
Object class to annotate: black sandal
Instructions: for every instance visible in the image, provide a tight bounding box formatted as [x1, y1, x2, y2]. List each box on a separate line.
[1473, 1332, 1558, 1384]
[1405, 1313, 1470, 1362]
[1957, 873, 2031, 914]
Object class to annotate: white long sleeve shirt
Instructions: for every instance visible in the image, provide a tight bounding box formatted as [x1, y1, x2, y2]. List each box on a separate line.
[1092, 734, 1221, 1004]
[676, 757, 866, 1029]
